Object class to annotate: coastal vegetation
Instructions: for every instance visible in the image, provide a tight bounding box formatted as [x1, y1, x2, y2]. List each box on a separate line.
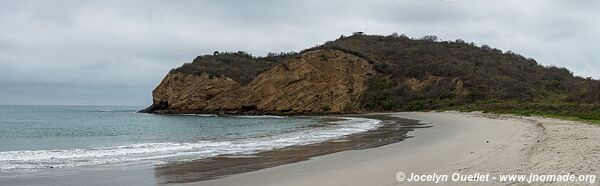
[170, 51, 296, 85]
[162, 33, 600, 122]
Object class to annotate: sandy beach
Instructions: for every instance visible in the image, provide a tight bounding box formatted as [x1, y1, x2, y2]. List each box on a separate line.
[181, 111, 600, 186]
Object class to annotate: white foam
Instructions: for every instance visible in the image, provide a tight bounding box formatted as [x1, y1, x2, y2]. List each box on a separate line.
[171, 114, 217, 117]
[234, 115, 287, 119]
[0, 117, 381, 172]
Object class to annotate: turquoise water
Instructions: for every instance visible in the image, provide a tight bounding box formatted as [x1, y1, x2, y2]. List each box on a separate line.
[0, 105, 381, 172]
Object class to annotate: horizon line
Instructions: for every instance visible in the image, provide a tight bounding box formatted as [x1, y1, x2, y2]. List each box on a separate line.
[0, 104, 146, 107]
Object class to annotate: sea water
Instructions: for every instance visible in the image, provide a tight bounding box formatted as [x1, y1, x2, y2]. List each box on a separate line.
[0, 105, 381, 173]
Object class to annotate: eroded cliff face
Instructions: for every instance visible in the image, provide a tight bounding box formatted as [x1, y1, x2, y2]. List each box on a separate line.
[145, 50, 375, 114]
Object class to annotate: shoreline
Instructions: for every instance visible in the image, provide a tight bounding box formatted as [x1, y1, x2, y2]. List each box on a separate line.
[180, 111, 600, 186]
[155, 114, 425, 184]
[1, 114, 407, 186]
[3, 111, 598, 185]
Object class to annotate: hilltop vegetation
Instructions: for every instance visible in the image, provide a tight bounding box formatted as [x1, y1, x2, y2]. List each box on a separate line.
[164, 33, 600, 122]
[170, 51, 296, 85]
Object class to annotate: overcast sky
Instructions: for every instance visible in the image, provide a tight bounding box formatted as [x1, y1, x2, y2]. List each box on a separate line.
[1, 0, 598, 106]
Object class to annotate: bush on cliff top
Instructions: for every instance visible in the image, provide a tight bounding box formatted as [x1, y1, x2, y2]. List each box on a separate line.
[170, 51, 296, 84]
[168, 34, 600, 116]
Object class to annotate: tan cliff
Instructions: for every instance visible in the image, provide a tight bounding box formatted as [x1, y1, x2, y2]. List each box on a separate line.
[143, 34, 600, 114]
[144, 50, 375, 114]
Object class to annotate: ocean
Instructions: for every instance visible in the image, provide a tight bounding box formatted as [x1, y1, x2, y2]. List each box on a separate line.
[0, 105, 382, 174]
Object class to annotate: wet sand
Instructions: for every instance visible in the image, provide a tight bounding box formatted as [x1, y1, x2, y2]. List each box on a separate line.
[0, 114, 426, 186]
[177, 111, 600, 186]
[155, 115, 427, 183]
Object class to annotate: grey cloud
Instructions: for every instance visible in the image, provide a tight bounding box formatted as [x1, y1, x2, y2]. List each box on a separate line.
[0, 0, 598, 106]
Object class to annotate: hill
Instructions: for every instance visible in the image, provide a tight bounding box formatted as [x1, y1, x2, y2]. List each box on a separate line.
[142, 33, 600, 122]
